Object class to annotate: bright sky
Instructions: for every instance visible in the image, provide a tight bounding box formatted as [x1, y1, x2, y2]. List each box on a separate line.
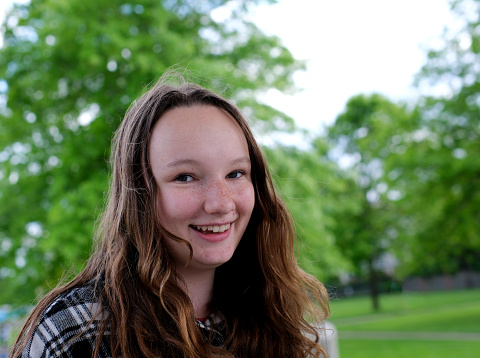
[1, 0, 453, 134]
[251, 0, 453, 134]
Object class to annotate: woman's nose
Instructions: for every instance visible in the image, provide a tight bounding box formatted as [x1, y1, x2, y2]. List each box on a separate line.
[203, 180, 235, 214]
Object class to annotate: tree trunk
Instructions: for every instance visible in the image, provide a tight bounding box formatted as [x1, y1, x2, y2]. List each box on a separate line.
[368, 258, 380, 311]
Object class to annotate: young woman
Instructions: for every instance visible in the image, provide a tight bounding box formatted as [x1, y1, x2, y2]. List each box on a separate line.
[10, 75, 330, 358]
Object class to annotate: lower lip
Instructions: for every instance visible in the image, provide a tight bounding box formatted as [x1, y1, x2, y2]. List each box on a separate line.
[190, 224, 232, 243]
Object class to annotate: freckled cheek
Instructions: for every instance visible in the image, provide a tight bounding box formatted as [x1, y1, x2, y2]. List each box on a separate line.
[156, 191, 202, 224]
[235, 183, 255, 216]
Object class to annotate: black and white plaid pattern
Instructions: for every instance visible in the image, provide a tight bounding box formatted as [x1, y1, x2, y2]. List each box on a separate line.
[20, 283, 225, 357]
[22, 283, 111, 358]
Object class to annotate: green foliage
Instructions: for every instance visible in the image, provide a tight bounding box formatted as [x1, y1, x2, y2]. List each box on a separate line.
[326, 94, 414, 310]
[264, 141, 350, 282]
[387, 0, 480, 277]
[0, 0, 303, 304]
[2, 0, 479, 311]
[324, 0, 480, 288]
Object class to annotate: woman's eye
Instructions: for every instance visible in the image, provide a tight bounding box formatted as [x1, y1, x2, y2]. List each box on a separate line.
[175, 174, 193, 182]
[227, 170, 245, 179]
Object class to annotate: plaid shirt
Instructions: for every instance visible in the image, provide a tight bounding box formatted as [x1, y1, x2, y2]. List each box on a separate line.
[20, 282, 225, 357]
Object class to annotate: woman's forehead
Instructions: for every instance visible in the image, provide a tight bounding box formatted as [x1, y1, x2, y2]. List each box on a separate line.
[148, 105, 250, 167]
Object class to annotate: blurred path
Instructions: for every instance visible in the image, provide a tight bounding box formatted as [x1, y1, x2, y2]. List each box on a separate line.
[339, 331, 480, 341]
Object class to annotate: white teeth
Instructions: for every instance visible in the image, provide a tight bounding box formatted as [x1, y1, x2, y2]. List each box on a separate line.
[194, 223, 231, 233]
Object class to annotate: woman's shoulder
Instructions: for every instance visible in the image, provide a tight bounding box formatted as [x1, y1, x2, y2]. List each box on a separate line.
[43, 279, 103, 321]
[23, 280, 111, 358]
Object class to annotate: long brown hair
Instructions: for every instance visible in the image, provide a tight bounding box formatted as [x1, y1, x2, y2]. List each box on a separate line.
[10, 74, 329, 357]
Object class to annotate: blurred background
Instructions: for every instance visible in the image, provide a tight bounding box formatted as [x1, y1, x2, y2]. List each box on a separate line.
[1, 0, 479, 357]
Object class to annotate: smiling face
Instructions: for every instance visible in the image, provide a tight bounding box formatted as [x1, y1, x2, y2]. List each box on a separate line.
[148, 105, 255, 273]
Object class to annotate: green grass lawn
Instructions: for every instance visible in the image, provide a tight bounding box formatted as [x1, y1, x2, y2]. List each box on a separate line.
[327, 288, 480, 358]
[339, 339, 480, 358]
[329, 288, 480, 320]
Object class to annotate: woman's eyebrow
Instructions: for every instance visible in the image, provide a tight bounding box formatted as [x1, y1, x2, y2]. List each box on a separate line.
[164, 159, 199, 168]
[231, 156, 251, 165]
[164, 157, 250, 168]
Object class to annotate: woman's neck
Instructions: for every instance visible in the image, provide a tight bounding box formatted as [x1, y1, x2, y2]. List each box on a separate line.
[176, 267, 216, 319]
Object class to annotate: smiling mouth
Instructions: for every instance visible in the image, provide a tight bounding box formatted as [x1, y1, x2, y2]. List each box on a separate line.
[191, 223, 231, 234]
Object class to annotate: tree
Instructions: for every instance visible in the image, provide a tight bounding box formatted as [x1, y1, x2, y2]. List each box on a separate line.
[385, 0, 480, 278]
[326, 94, 413, 311]
[0, 0, 303, 304]
[264, 139, 350, 284]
